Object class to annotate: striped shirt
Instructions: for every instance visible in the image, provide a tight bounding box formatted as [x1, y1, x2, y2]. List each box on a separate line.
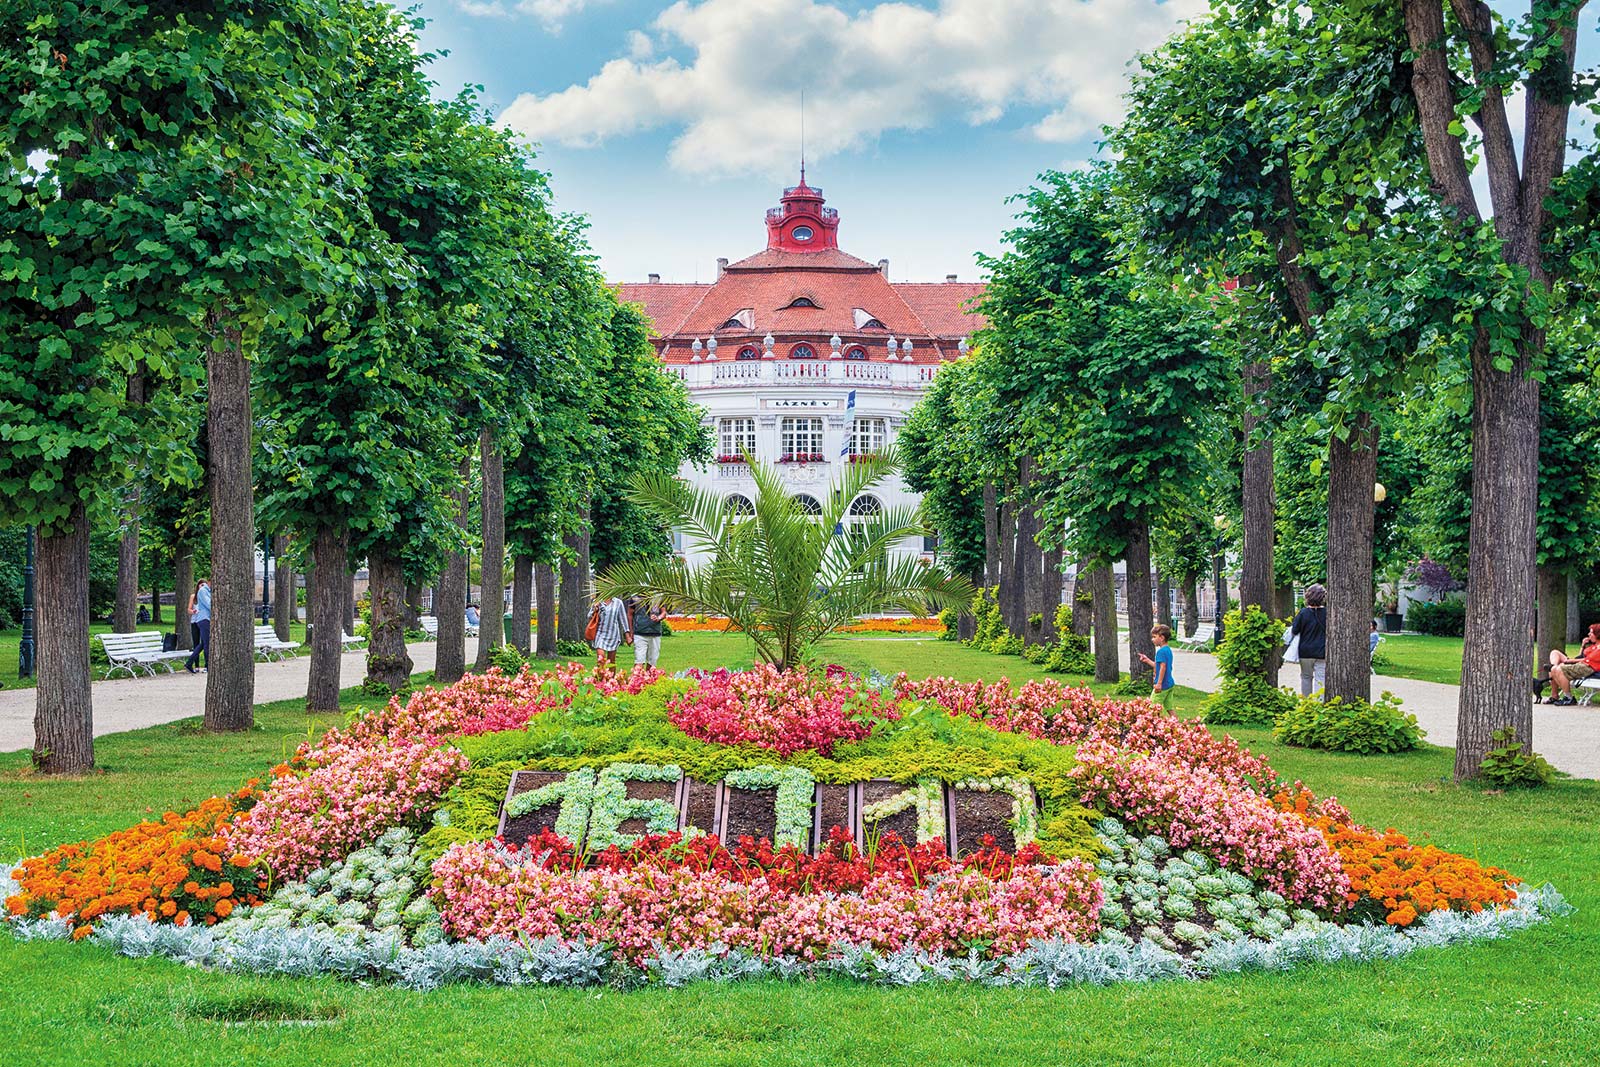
[593, 597, 629, 651]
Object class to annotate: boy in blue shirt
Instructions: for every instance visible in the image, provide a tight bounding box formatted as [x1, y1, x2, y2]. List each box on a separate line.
[1138, 624, 1176, 711]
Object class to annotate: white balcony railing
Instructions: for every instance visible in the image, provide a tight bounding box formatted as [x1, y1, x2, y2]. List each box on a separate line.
[669, 358, 937, 391]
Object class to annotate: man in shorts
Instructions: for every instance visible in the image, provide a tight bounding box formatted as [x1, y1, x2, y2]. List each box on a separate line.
[1549, 623, 1600, 706]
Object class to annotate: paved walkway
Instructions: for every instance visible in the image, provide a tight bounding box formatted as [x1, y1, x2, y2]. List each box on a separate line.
[1147, 641, 1600, 780]
[0, 639, 477, 754]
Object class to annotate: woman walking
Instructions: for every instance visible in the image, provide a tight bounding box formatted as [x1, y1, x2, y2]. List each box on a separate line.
[184, 578, 211, 674]
[589, 593, 632, 668]
[1289, 583, 1327, 697]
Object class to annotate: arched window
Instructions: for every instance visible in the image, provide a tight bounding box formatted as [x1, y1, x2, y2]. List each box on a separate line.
[719, 317, 746, 330]
[725, 493, 755, 518]
[737, 346, 760, 361]
[848, 495, 882, 523]
[860, 318, 887, 330]
[789, 343, 817, 360]
[845, 346, 868, 361]
[792, 494, 822, 517]
[785, 296, 818, 309]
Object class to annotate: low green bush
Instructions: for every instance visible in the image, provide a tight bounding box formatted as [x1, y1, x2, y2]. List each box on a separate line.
[1477, 726, 1554, 787]
[988, 633, 1024, 656]
[1042, 632, 1094, 674]
[937, 606, 960, 641]
[1406, 599, 1465, 637]
[1112, 675, 1152, 696]
[488, 643, 527, 674]
[1272, 691, 1424, 754]
[1202, 607, 1294, 725]
[555, 639, 592, 659]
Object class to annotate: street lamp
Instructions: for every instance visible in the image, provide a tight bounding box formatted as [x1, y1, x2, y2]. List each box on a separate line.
[18, 526, 36, 679]
[1212, 514, 1230, 648]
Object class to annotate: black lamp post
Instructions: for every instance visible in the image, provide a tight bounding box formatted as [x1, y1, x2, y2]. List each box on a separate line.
[1211, 515, 1230, 648]
[18, 526, 36, 679]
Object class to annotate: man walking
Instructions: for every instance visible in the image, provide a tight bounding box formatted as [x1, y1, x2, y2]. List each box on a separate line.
[631, 597, 667, 670]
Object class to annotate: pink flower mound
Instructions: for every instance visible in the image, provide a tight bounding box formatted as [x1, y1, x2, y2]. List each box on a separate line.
[668, 664, 900, 756]
[352, 663, 663, 742]
[224, 739, 467, 881]
[431, 841, 1101, 964]
[1069, 740, 1349, 909]
[893, 674, 1279, 790]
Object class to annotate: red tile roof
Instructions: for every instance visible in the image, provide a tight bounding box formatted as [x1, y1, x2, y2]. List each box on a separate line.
[894, 282, 987, 337]
[615, 282, 712, 336]
[723, 248, 879, 271]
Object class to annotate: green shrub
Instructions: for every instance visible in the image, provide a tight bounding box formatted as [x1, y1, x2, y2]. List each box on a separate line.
[555, 639, 592, 660]
[659, 620, 673, 636]
[1272, 692, 1424, 754]
[1369, 647, 1393, 672]
[1041, 630, 1093, 675]
[1406, 599, 1465, 637]
[988, 633, 1024, 656]
[360, 677, 393, 700]
[1477, 726, 1554, 787]
[1112, 675, 1152, 696]
[1202, 606, 1295, 725]
[937, 606, 960, 641]
[403, 628, 428, 642]
[968, 587, 1006, 647]
[1022, 642, 1049, 664]
[488, 643, 527, 674]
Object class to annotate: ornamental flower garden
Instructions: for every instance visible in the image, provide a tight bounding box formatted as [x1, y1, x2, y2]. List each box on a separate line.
[2, 663, 1565, 989]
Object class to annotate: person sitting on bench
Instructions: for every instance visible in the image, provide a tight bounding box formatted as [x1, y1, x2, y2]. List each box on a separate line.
[1548, 623, 1600, 706]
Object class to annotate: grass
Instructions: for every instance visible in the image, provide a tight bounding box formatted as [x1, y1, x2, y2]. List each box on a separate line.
[1373, 634, 1466, 686]
[0, 621, 313, 692]
[1, 633, 1597, 1065]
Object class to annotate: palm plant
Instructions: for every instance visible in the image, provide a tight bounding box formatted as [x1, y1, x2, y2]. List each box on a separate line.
[596, 448, 974, 670]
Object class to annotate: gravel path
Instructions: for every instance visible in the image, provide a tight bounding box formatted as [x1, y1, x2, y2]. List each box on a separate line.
[1151, 641, 1600, 780]
[0, 639, 476, 755]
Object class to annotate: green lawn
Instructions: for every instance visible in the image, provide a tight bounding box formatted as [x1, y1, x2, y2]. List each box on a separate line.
[1373, 633, 1466, 686]
[1, 633, 1595, 1065]
[0, 621, 313, 692]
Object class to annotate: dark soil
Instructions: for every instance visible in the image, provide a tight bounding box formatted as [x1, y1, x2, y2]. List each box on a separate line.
[498, 770, 568, 847]
[949, 787, 1017, 854]
[813, 782, 858, 850]
[680, 779, 722, 835]
[619, 777, 680, 837]
[860, 779, 920, 849]
[722, 786, 779, 844]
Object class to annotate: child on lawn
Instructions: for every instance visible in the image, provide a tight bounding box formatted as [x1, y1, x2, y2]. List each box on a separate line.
[1139, 624, 1176, 711]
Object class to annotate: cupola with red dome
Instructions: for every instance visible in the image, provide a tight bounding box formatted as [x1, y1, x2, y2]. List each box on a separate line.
[764, 169, 841, 253]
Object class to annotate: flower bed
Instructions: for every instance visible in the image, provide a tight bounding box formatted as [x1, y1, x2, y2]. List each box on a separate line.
[3, 662, 1560, 990]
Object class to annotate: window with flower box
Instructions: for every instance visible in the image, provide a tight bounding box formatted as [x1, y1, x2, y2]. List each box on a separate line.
[849, 417, 887, 460]
[718, 417, 756, 462]
[780, 417, 824, 462]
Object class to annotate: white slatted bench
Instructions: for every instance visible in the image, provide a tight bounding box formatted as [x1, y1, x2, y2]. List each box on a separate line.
[97, 632, 188, 678]
[419, 616, 439, 640]
[1577, 677, 1600, 705]
[253, 625, 301, 661]
[341, 630, 366, 652]
[1174, 625, 1215, 652]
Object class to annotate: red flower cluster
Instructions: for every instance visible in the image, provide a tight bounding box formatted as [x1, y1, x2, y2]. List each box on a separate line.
[668, 664, 900, 756]
[509, 826, 1048, 895]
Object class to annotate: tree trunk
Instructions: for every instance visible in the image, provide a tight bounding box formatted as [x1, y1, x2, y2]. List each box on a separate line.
[1535, 565, 1568, 681]
[997, 498, 1019, 634]
[1040, 544, 1062, 640]
[535, 561, 557, 656]
[983, 482, 1000, 589]
[558, 502, 591, 644]
[33, 502, 94, 774]
[475, 428, 506, 669]
[366, 549, 412, 692]
[345, 574, 356, 633]
[112, 371, 145, 633]
[1181, 576, 1199, 637]
[173, 548, 194, 650]
[273, 533, 294, 642]
[1155, 572, 1173, 629]
[1274, 584, 1295, 623]
[204, 305, 255, 732]
[1240, 357, 1275, 612]
[435, 458, 471, 685]
[307, 525, 348, 712]
[1567, 572, 1581, 644]
[1071, 561, 1093, 637]
[113, 513, 140, 633]
[151, 575, 162, 625]
[1126, 524, 1156, 681]
[403, 583, 422, 629]
[1017, 462, 1043, 644]
[1324, 416, 1379, 705]
[510, 553, 533, 654]
[1087, 560, 1119, 683]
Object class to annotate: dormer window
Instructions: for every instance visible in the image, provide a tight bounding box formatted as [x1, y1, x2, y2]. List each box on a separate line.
[784, 297, 819, 309]
[860, 318, 886, 330]
[853, 308, 887, 330]
[845, 346, 868, 361]
[719, 318, 745, 330]
[718, 308, 754, 330]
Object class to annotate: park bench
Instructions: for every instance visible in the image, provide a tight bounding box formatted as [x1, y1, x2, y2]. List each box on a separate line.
[418, 615, 475, 639]
[1174, 624, 1215, 652]
[341, 630, 366, 652]
[97, 632, 189, 679]
[1577, 677, 1600, 706]
[253, 625, 302, 661]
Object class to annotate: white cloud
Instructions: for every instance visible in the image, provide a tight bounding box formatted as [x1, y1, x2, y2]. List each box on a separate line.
[499, 0, 1207, 175]
[453, 1, 608, 29]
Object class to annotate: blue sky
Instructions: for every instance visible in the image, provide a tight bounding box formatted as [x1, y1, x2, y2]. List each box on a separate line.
[411, 1, 1598, 284]
[411, 0, 1210, 283]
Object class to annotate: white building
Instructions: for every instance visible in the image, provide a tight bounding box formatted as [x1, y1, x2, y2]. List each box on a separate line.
[617, 173, 985, 565]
